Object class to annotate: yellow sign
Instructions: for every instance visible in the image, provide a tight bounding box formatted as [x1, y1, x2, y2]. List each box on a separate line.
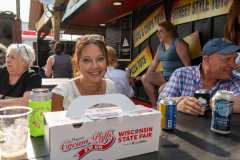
[171, 0, 233, 25]
[155, 62, 163, 72]
[155, 31, 202, 72]
[132, 4, 166, 48]
[127, 46, 153, 77]
[183, 31, 202, 60]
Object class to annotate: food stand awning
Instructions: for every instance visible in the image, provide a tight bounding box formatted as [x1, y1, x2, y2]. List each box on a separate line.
[61, 0, 159, 26]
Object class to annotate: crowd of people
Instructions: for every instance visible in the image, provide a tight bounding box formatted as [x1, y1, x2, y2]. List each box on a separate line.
[0, 1, 240, 115]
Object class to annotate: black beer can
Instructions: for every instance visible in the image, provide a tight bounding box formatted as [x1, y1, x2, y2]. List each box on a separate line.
[194, 89, 210, 114]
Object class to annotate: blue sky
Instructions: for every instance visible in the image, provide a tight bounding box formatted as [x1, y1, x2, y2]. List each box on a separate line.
[0, 0, 30, 22]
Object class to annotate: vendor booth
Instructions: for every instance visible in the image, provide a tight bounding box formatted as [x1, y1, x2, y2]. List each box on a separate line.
[29, 0, 232, 107]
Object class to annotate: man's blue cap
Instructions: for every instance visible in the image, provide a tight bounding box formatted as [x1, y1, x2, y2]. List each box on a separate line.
[202, 38, 240, 57]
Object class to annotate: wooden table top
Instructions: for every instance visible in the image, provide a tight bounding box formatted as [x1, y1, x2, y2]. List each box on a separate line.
[3, 111, 240, 160]
[41, 78, 71, 88]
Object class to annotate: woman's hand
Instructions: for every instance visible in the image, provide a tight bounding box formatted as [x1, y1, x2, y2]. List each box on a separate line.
[136, 76, 142, 81]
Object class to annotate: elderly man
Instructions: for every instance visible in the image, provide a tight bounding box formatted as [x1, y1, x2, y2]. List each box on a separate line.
[158, 38, 240, 116]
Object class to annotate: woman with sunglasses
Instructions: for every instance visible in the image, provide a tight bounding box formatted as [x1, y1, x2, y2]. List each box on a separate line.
[224, 0, 240, 76]
[136, 21, 191, 109]
[51, 35, 116, 111]
[0, 44, 41, 108]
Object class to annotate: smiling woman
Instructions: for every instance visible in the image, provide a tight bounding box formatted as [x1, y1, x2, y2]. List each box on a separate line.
[51, 35, 116, 111]
[0, 44, 41, 108]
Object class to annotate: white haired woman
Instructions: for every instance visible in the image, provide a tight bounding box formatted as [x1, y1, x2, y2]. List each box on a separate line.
[0, 44, 41, 108]
[0, 43, 7, 67]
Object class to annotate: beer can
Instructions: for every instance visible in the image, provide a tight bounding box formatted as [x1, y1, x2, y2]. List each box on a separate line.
[211, 90, 234, 134]
[30, 88, 50, 101]
[125, 68, 131, 77]
[158, 97, 177, 129]
[194, 89, 210, 114]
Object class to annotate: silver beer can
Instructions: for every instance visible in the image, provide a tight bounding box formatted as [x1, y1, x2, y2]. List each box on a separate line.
[30, 88, 50, 102]
[125, 68, 131, 77]
[211, 90, 234, 134]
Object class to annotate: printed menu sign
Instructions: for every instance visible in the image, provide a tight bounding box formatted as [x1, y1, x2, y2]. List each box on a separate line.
[171, 0, 233, 25]
[119, 14, 132, 61]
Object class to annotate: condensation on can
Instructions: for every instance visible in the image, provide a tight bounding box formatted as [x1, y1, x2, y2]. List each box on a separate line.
[125, 68, 131, 77]
[30, 88, 51, 102]
[158, 97, 177, 129]
[211, 90, 234, 134]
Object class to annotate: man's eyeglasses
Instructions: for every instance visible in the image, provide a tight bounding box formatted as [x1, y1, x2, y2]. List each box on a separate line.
[156, 30, 163, 35]
[16, 44, 29, 58]
[77, 35, 104, 44]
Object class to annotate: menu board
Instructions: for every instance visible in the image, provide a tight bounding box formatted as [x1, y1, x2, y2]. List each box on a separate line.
[106, 14, 132, 61]
[106, 21, 121, 44]
[120, 14, 131, 61]
[107, 42, 121, 58]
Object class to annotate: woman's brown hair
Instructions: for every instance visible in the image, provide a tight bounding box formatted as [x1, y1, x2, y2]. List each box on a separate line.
[106, 46, 117, 66]
[224, 1, 240, 45]
[159, 21, 179, 37]
[72, 36, 110, 78]
[54, 41, 64, 55]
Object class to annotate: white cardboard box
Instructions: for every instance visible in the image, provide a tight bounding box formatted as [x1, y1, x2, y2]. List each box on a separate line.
[44, 94, 161, 160]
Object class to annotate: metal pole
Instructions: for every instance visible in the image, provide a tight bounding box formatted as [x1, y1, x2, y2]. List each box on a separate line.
[16, 0, 20, 20]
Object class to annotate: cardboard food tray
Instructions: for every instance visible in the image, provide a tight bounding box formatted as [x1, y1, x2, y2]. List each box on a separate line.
[44, 94, 161, 160]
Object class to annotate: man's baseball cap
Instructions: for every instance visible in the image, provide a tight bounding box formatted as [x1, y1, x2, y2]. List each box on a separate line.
[49, 40, 56, 45]
[202, 38, 240, 57]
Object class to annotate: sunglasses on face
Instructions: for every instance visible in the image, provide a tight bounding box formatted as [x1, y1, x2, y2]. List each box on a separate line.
[77, 35, 104, 43]
[16, 44, 29, 58]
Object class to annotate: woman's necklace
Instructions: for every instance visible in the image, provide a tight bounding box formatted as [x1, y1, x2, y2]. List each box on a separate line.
[79, 77, 103, 95]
